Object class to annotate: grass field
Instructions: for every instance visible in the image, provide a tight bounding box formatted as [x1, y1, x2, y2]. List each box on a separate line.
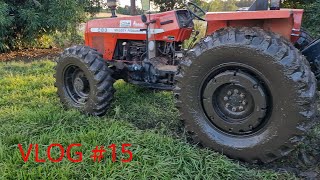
[0, 60, 308, 179]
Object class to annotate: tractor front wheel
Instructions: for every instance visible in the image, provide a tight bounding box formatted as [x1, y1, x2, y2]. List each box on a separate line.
[175, 27, 317, 163]
[55, 46, 115, 116]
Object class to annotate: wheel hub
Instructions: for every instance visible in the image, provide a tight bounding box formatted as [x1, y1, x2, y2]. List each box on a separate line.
[74, 77, 85, 92]
[64, 65, 90, 105]
[202, 70, 268, 135]
[217, 85, 254, 120]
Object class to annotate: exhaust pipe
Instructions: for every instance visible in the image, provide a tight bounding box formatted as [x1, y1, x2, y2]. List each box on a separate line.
[270, 0, 281, 10]
[107, 0, 118, 18]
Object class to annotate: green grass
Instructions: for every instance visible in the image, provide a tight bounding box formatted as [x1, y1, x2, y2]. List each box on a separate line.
[0, 60, 295, 179]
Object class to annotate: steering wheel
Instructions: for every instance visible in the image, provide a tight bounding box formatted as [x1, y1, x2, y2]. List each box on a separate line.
[186, 2, 206, 21]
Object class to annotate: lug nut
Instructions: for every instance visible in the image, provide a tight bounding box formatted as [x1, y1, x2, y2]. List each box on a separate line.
[224, 96, 229, 101]
[242, 100, 247, 105]
[227, 91, 232, 95]
[240, 93, 245, 98]
[234, 89, 239, 94]
[232, 107, 237, 112]
[239, 106, 244, 111]
[225, 103, 230, 108]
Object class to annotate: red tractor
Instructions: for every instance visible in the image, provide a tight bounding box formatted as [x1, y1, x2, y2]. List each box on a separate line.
[55, 0, 320, 163]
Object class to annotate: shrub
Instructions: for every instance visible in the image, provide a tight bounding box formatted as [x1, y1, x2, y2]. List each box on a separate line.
[0, 0, 98, 52]
[302, 0, 320, 37]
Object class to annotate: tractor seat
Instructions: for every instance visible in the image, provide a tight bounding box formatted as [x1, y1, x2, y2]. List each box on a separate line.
[237, 0, 268, 11]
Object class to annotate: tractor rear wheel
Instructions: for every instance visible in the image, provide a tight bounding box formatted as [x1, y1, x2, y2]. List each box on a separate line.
[294, 28, 314, 50]
[55, 45, 115, 116]
[174, 27, 317, 163]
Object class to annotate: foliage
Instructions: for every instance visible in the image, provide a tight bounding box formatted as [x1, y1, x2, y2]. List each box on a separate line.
[0, 0, 100, 52]
[282, 0, 320, 37]
[301, 0, 320, 37]
[184, 21, 207, 49]
[235, 0, 254, 8]
[190, 0, 241, 12]
[207, 0, 238, 11]
[153, 0, 186, 12]
[117, 6, 144, 15]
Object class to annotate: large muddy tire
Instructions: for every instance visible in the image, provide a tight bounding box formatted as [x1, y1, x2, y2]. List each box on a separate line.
[55, 45, 115, 116]
[174, 27, 317, 163]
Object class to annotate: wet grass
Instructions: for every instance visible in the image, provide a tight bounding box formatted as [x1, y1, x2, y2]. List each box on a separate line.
[0, 60, 299, 179]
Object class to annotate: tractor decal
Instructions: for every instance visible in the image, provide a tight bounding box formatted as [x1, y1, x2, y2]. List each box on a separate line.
[90, 28, 165, 34]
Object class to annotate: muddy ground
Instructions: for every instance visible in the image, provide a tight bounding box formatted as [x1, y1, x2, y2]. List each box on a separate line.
[0, 48, 61, 62]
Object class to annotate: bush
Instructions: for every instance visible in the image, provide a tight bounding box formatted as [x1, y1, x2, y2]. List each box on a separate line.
[283, 0, 320, 37]
[0, 0, 96, 52]
[302, 1, 320, 37]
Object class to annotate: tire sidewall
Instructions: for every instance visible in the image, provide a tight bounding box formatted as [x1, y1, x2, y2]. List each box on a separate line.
[56, 55, 99, 114]
[180, 46, 303, 160]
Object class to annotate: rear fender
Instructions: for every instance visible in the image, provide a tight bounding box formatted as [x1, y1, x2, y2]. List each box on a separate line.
[205, 9, 303, 43]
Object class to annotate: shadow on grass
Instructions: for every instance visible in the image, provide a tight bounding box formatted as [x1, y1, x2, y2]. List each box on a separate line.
[106, 80, 184, 136]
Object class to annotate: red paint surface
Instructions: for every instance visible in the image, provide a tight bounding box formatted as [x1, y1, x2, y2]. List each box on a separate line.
[206, 9, 303, 42]
[85, 10, 193, 60]
[85, 9, 303, 61]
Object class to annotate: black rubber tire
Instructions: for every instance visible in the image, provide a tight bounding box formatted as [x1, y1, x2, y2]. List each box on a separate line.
[295, 30, 320, 88]
[174, 27, 317, 163]
[294, 28, 314, 51]
[55, 45, 115, 116]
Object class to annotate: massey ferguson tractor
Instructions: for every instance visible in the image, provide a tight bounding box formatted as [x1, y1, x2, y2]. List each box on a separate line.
[54, 0, 320, 163]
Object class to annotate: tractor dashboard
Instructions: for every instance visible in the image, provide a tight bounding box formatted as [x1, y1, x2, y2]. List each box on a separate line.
[176, 10, 193, 28]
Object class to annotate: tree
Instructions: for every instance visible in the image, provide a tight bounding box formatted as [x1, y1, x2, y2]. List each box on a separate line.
[300, 0, 320, 36]
[0, 0, 101, 52]
[207, 0, 238, 11]
[130, 0, 137, 15]
[153, 0, 185, 12]
[236, 0, 254, 8]
[117, 5, 143, 15]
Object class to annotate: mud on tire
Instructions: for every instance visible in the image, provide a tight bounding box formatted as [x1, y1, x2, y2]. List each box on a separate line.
[174, 27, 317, 163]
[55, 45, 115, 116]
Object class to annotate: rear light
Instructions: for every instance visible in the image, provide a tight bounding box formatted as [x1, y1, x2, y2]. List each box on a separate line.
[270, 0, 281, 10]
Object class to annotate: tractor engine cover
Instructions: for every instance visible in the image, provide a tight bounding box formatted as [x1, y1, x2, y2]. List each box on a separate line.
[84, 10, 193, 60]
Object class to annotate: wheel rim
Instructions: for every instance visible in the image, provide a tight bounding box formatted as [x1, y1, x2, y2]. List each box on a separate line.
[64, 65, 90, 105]
[201, 65, 270, 135]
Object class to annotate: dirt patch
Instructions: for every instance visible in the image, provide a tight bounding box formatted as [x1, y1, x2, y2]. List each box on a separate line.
[0, 48, 61, 62]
